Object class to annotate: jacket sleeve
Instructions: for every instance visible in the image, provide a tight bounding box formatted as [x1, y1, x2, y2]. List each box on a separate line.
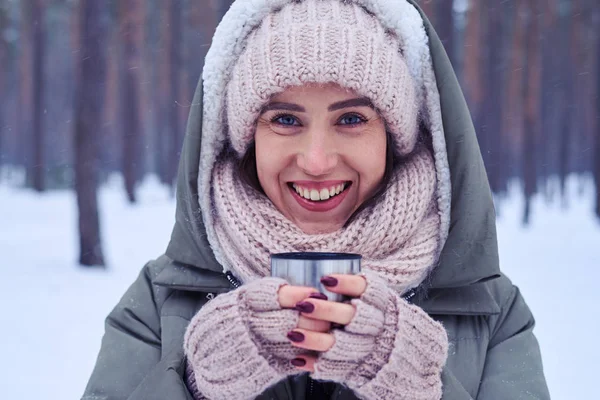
[81, 263, 163, 400]
[475, 285, 550, 399]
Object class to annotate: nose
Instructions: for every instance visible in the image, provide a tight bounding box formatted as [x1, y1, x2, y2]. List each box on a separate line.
[296, 129, 338, 176]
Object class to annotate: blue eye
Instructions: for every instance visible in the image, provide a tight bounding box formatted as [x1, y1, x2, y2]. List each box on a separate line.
[272, 114, 300, 126]
[339, 114, 366, 126]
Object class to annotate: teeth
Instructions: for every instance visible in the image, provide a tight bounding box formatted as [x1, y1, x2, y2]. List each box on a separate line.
[293, 183, 349, 201]
[310, 189, 320, 201]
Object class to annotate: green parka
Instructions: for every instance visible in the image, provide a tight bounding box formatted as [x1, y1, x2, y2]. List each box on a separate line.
[81, 1, 550, 399]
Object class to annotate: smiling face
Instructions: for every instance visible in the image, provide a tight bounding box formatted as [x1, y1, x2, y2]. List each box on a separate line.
[254, 83, 387, 234]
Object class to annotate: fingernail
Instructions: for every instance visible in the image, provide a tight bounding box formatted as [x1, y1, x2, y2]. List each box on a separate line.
[295, 301, 315, 313]
[291, 358, 306, 367]
[309, 292, 328, 301]
[287, 331, 305, 343]
[320, 276, 338, 287]
[331, 323, 345, 330]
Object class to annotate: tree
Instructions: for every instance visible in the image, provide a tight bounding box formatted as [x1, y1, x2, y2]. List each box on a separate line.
[0, 0, 7, 163]
[435, 0, 455, 67]
[30, 0, 45, 191]
[417, 0, 435, 23]
[594, 2, 600, 218]
[119, 0, 145, 203]
[217, 0, 234, 20]
[19, 1, 35, 188]
[74, 0, 108, 267]
[522, 0, 542, 224]
[157, 0, 182, 187]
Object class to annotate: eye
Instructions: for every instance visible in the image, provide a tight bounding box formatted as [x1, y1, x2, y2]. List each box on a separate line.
[338, 113, 366, 126]
[272, 114, 301, 126]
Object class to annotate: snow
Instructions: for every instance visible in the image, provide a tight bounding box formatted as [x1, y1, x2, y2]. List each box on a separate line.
[0, 174, 598, 399]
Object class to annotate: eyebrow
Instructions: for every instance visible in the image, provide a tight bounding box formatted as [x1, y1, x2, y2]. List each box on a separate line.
[260, 97, 374, 114]
[261, 102, 306, 113]
[328, 97, 374, 111]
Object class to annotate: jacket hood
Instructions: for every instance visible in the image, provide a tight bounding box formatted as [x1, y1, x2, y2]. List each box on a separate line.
[165, 0, 500, 291]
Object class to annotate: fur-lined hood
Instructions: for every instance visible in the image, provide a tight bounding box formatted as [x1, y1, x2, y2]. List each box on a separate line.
[165, 0, 500, 295]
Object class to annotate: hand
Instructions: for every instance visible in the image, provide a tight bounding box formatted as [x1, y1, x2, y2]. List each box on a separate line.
[278, 274, 367, 372]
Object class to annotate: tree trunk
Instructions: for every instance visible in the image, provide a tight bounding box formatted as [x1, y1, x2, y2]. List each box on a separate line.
[156, 0, 171, 185]
[418, 0, 435, 24]
[119, 0, 144, 203]
[31, 0, 45, 192]
[539, 0, 558, 198]
[217, 0, 233, 21]
[157, 1, 182, 187]
[594, 3, 600, 218]
[436, 0, 455, 66]
[74, 0, 108, 267]
[475, 3, 491, 182]
[19, 1, 34, 185]
[0, 1, 7, 165]
[463, 0, 482, 112]
[481, 2, 506, 194]
[554, 0, 576, 204]
[522, 0, 542, 225]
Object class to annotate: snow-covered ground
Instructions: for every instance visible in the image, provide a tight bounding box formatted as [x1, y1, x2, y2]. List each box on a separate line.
[0, 174, 598, 399]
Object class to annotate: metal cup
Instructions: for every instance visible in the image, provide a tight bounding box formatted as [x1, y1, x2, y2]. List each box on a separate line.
[270, 252, 361, 301]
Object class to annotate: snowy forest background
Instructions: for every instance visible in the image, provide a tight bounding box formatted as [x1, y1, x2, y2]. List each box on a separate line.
[0, 0, 599, 399]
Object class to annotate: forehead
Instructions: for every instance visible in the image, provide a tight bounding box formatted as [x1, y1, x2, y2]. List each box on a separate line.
[265, 83, 376, 114]
[270, 83, 359, 102]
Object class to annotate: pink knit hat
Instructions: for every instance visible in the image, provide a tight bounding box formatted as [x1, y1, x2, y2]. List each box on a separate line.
[226, 0, 419, 157]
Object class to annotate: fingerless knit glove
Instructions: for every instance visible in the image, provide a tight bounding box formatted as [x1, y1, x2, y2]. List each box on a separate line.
[184, 277, 304, 400]
[312, 271, 449, 400]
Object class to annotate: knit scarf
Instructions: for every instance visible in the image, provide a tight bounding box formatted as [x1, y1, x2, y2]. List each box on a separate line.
[211, 147, 441, 293]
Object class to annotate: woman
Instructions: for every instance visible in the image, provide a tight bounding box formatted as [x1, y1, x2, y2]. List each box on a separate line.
[82, 0, 550, 399]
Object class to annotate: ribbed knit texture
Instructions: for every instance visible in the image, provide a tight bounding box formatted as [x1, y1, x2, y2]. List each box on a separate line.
[313, 271, 448, 399]
[184, 272, 449, 400]
[211, 147, 440, 292]
[226, 0, 419, 157]
[183, 277, 304, 400]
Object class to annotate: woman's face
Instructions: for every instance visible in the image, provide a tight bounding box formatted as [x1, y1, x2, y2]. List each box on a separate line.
[255, 83, 387, 234]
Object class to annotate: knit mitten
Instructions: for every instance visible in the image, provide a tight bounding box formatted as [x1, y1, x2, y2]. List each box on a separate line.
[184, 277, 304, 400]
[312, 271, 449, 400]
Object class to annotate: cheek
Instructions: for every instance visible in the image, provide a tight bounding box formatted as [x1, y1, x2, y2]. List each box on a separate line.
[353, 132, 387, 189]
[254, 130, 285, 191]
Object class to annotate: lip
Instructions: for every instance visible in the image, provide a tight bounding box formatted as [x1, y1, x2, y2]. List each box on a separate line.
[288, 182, 352, 212]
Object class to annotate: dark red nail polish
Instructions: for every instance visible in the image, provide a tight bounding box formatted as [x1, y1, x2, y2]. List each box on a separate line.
[321, 276, 338, 287]
[309, 292, 328, 300]
[291, 358, 306, 367]
[287, 331, 305, 343]
[295, 301, 315, 313]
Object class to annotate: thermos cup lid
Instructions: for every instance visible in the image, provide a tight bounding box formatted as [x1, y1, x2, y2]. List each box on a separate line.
[271, 252, 361, 260]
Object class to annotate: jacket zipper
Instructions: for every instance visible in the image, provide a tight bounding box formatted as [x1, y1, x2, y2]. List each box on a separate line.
[403, 288, 417, 303]
[308, 376, 315, 398]
[225, 271, 242, 289]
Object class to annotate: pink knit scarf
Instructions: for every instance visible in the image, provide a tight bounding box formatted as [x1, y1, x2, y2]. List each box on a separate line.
[211, 147, 441, 292]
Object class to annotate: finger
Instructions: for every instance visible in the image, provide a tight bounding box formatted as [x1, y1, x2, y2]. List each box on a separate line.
[278, 285, 320, 308]
[296, 299, 355, 325]
[320, 274, 367, 297]
[296, 315, 331, 332]
[287, 329, 335, 352]
[290, 354, 316, 372]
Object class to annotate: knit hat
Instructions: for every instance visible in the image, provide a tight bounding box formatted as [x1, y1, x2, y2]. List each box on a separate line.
[226, 0, 419, 157]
